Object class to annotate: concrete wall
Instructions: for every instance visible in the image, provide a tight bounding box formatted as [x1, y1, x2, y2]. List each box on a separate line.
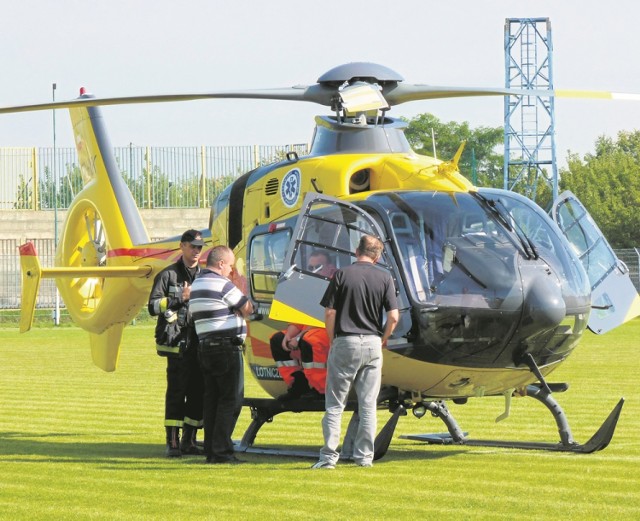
[0, 208, 211, 241]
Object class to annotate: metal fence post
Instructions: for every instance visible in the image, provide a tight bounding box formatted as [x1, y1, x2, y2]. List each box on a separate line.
[145, 146, 152, 209]
[200, 145, 206, 208]
[32, 147, 39, 211]
[253, 145, 259, 169]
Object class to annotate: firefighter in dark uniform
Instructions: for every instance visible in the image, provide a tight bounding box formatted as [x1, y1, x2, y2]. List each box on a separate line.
[148, 229, 205, 457]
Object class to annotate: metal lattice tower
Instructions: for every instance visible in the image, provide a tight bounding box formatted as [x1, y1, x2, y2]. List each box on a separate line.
[503, 18, 558, 202]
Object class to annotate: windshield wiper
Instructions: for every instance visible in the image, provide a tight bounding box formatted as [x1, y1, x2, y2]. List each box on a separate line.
[494, 198, 539, 260]
[471, 192, 538, 260]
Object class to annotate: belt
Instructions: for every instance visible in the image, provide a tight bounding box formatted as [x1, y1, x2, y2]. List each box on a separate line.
[335, 333, 379, 338]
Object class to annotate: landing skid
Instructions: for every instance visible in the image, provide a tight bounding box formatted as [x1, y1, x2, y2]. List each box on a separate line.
[400, 385, 624, 454]
[235, 396, 406, 460]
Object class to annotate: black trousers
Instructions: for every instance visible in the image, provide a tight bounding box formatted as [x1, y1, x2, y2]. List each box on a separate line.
[165, 335, 204, 427]
[198, 342, 244, 460]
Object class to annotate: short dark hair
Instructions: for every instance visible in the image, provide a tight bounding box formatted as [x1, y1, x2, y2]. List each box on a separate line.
[357, 235, 383, 260]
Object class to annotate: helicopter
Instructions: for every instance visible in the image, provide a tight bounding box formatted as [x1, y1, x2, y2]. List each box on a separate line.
[8, 62, 640, 459]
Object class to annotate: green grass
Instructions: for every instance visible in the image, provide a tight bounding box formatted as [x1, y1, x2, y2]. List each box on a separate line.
[1, 320, 639, 520]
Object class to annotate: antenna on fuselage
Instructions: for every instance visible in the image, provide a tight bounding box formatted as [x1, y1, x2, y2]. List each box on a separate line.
[431, 128, 437, 159]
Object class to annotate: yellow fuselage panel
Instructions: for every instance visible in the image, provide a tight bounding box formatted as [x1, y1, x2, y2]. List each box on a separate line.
[244, 344, 561, 399]
[211, 151, 472, 251]
[381, 350, 560, 398]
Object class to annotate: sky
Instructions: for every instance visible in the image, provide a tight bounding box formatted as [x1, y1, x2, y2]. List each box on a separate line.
[2, 0, 640, 169]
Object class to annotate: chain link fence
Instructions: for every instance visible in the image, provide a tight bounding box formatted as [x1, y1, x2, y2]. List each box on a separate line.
[1, 144, 308, 210]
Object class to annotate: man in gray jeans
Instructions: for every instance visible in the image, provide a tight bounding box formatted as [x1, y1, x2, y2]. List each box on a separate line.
[312, 235, 399, 469]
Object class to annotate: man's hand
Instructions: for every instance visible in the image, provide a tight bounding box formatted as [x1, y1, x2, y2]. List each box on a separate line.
[182, 282, 191, 301]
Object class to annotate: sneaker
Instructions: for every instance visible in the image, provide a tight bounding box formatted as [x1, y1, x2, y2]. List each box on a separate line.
[355, 461, 373, 467]
[311, 460, 335, 470]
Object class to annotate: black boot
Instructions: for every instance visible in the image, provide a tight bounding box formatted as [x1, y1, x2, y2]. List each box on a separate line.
[180, 425, 204, 455]
[277, 371, 311, 402]
[165, 426, 182, 458]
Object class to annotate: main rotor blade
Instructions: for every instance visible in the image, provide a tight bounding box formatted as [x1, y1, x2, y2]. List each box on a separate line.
[0, 84, 335, 114]
[383, 84, 551, 104]
[3, 82, 640, 116]
[383, 84, 640, 105]
[554, 89, 640, 101]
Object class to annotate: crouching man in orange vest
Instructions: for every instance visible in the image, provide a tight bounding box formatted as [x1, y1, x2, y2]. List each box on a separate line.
[270, 325, 330, 400]
[269, 250, 336, 401]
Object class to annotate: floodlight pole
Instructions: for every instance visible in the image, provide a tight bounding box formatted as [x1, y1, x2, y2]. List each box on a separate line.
[52, 82, 60, 326]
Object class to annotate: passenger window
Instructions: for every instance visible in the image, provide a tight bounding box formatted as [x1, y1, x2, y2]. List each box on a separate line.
[249, 229, 291, 302]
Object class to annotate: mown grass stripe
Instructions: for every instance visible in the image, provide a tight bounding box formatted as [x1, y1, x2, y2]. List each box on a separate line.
[0, 320, 639, 520]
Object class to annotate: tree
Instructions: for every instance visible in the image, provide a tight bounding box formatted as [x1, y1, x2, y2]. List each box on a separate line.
[402, 113, 504, 187]
[14, 173, 32, 210]
[560, 131, 640, 248]
[15, 164, 83, 210]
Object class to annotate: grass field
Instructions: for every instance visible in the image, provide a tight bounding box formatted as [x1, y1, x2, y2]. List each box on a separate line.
[1, 319, 639, 520]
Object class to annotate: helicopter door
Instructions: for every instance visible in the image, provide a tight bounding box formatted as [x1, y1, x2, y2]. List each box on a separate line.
[270, 192, 389, 327]
[551, 191, 640, 334]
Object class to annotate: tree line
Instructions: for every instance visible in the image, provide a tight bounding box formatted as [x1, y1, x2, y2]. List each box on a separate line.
[404, 114, 640, 248]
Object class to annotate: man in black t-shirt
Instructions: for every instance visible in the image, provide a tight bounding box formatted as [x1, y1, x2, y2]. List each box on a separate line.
[312, 235, 399, 469]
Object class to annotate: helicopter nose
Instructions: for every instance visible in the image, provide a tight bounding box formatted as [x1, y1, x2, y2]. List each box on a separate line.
[521, 268, 566, 332]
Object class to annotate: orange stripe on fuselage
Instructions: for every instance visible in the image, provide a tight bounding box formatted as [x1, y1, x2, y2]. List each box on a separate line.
[251, 335, 272, 359]
[107, 246, 213, 263]
[107, 247, 178, 259]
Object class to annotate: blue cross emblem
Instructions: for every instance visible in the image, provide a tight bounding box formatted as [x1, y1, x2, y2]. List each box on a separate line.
[281, 169, 301, 208]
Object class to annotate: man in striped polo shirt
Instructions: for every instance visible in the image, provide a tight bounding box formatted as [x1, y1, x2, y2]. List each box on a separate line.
[190, 245, 253, 464]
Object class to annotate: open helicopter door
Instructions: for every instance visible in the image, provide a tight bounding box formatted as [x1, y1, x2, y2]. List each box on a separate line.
[551, 191, 640, 334]
[270, 192, 388, 327]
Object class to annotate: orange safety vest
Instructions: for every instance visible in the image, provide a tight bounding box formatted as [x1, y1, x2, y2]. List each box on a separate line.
[299, 327, 330, 393]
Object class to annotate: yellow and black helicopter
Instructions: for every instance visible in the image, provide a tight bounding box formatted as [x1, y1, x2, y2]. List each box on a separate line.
[6, 62, 640, 458]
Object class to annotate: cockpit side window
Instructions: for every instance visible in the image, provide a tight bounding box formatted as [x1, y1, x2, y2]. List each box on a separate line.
[298, 200, 391, 271]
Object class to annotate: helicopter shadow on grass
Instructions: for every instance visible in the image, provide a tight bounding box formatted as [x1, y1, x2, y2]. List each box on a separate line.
[0, 430, 471, 467]
[232, 440, 471, 464]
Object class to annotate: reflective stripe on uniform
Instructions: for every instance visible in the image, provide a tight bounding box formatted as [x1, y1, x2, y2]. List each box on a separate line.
[276, 360, 302, 368]
[302, 361, 326, 369]
[152, 297, 169, 315]
[184, 417, 203, 428]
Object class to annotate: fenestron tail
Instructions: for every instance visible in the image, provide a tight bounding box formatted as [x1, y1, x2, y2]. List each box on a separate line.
[19, 96, 159, 371]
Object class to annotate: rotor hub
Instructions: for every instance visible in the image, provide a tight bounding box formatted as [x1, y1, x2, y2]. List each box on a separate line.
[317, 62, 403, 86]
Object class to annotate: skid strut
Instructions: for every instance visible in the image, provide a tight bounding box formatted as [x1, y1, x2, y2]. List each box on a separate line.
[235, 396, 406, 460]
[401, 385, 624, 453]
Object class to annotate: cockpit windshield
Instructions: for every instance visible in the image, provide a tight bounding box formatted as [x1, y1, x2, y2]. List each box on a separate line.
[367, 191, 589, 305]
[368, 191, 516, 303]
